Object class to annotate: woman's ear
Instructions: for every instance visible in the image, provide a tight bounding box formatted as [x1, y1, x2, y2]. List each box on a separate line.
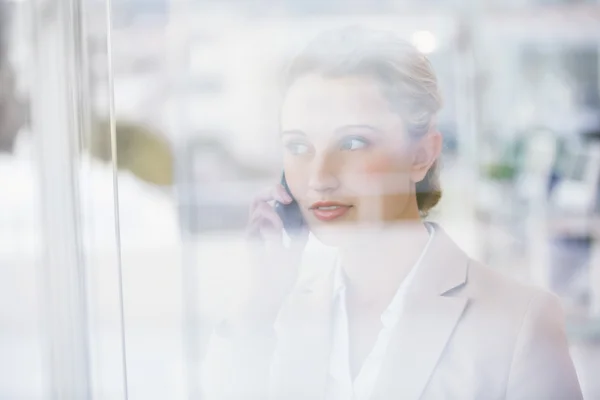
[410, 131, 442, 183]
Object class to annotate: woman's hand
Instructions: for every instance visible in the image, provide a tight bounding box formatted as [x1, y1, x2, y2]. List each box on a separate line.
[240, 184, 308, 326]
[247, 183, 292, 246]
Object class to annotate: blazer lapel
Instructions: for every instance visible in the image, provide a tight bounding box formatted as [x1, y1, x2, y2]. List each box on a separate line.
[370, 295, 468, 400]
[271, 224, 471, 400]
[270, 271, 335, 400]
[370, 224, 470, 400]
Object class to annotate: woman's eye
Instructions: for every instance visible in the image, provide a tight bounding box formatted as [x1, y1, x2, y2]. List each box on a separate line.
[286, 142, 311, 155]
[340, 137, 369, 151]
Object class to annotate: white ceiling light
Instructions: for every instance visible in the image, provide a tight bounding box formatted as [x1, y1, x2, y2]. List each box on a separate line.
[411, 30, 437, 54]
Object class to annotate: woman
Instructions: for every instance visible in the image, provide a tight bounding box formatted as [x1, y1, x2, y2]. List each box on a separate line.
[202, 27, 582, 400]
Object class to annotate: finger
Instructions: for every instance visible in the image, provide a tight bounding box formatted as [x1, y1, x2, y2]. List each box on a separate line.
[251, 202, 283, 232]
[247, 203, 283, 240]
[259, 223, 282, 244]
[247, 217, 281, 239]
[250, 185, 292, 211]
[273, 184, 293, 204]
[246, 220, 282, 249]
[252, 187, 275, 204]
[249, 188, 274, 215]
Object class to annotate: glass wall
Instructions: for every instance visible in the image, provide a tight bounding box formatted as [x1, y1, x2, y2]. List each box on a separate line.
[0, 1, 44, 396]
[1, 0, 130, 397]
[1, 0, 599, 398]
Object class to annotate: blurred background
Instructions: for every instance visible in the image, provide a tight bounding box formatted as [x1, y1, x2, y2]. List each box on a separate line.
[1, 0, 600, 398]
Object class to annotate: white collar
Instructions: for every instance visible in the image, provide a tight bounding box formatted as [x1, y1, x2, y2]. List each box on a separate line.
[332, 222, 436, 328]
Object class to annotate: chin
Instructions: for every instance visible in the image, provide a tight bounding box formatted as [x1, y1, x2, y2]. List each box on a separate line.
[309, 221, 372, 248]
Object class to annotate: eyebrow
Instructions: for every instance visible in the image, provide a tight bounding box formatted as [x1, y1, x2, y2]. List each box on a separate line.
[334, 124, 383, 135]
[280, 125, 383, 137]
[280, 129, 306, 137]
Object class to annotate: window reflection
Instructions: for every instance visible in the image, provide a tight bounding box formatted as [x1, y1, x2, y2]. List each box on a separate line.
[1, 0, 600, 399]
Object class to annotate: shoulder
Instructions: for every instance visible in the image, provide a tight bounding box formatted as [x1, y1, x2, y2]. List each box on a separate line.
[463, 262, 584, 398]
[436, 231, 571, 355]
[466, 260, 554, 308]
[462, 259, 564, 330]
[460, 260, 575, 379]
[419, 223, 561, 324]
[440, 258, 582, 397]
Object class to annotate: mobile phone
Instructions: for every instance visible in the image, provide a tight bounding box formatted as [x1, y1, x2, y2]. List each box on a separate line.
[274, 173, 306, 236]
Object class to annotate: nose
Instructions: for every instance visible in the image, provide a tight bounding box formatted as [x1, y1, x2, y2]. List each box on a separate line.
[308, 152, 340, 194]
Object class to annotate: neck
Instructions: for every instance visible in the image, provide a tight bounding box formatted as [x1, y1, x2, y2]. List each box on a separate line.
[338, 219, 431, 309]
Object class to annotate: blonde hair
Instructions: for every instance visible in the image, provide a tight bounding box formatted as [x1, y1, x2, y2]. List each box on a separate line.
[283, 26, 443, 215]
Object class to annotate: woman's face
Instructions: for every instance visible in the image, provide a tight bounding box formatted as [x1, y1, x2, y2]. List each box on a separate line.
[280, 74, 437, 244]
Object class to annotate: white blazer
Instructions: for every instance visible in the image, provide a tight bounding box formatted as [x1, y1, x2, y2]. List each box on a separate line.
[201, 224, 583, 400]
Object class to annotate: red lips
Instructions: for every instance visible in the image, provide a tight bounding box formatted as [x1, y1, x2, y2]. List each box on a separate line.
[309, 201, 352, 221]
